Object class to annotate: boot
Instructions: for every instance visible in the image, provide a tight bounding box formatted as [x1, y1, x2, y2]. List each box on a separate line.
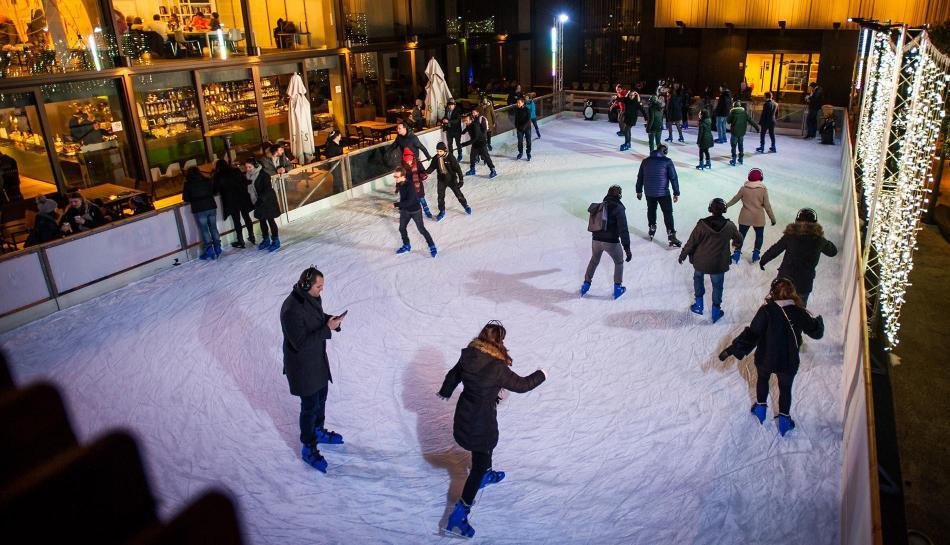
[516, 152, 523, 160]
[755, 146, 765, 153]
[648, 224, 657, 241]
[301, 442, 327, 473]
[705, 160, 712, 169]
[420, 198, 432, 219]
[465, 167, 476, 176]
[690, 297, 703, 315]
[664, 135, 673, 142]
[751, 249, 761, 263]
[711, 305, 724, 323]
[751, 403, 767, 424]
[489, 170, 498, 179]
[435, 211, 445, 221]
[695, 162, 706, 170]
[445, 500, 474, 538]
[199, 244, 216, 260]
[777, 414, 796, 436]
[526, 154, 531, 161]
[668, 232, 682, 248]
[267, 237, 281, 252]
[768, 146, 777, 153]
[257, 237, 271, 250]
[580, 281, 591, 296]
[314, 428, 344, 445]
[213, 241, 222, 258]
[479, 469, 505, 489]
[678, 136, 685, 143]
[738, 154, 744, 165]
[616, 130, 623, 137]
[619, 144, 629, 151]
[430, 244, 438, 258]
[731, 249, 741, 264]
[729, 157, 737, 166]
[613, 283, 627, 300]
[396, 244, 411, 254]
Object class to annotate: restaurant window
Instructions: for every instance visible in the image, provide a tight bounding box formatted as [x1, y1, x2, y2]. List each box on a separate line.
[0, 91, 56, 203]
[381, 50, 415, 114]
[256, 0, 337, 51]
[343, 0, 407, 42]
[133, 72, 205, 199]
[305, 55, 346, 133]
[260, 62, 300, 144]
[350, 52, 381, 120]
[410, 0, 440, 35]
[0, 0, 116, 78]
[744, 52, 820, 99]
[445, 43, 462, 97]
[200, 68, 262, 161]
[41, 80, 136, 193]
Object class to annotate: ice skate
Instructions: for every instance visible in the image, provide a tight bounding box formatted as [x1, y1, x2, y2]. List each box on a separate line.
[199, 245, 216, 260]
[580, 281, 591, 296]
[301, 442, 327, 473]
[768, 146, 777, 153]
[445, 500, 474, 538]
[751, 403, 767, 424]
[664, 136, 673, 142]
[257, 237, 270, 250]
[267, 237, 281, 252]
[315, 428, 344, 445]
[710, 305, 724, 323]
[465, 167, 476, 176]
[738, 155, 744, 165]
[678, 136, 685, 143]
[213, 241, 222, 258]
[396, 244, 411, 254]
[731, 249, 741, 264]
[248, 235, 256, 245]
[695, 162, 706, 170]
[230, 241, 246, 249]
[668, 232, 682, 248]
[613, 284, 626, 300]
[616, 130, 623, 137]
[430, 244, 438, 257]
[705, 160, 712, 169]
[464, 205, 472, 215]
[751, 249, 761, 263]
[436, 211, 445, 221]
[648, 224, 657, 241]
[755, 146, 765, 153]
[489, 170, 498, 179]
[619, 143, 629, 151]
[456, 151, 463, 161]
[690, 297, 703, 315]
[526, 154, 531, 162]
[777, 414, 796, 436]
[516, 152, 523, 160]
[479, 469, 505, 489]
[729, 158, 737, 166]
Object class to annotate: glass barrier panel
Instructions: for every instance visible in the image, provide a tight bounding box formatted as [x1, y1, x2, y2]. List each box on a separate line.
[492, 104, 515, 134]
[276, 156, 346, 212]
[347, 141, 395, 187]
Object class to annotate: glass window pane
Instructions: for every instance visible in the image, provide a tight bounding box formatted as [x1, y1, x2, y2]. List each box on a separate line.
[305, 55, 346, 136]
[0, 91, 56, 201]
[256, 0, 336, 52]
[381, 51, 415, 112]
[350, 52, 380, 120]
[411, 0, 439, 35]
[744, 53, 775, 97]
[200, 68, 261, 159]
[343, 0, 406, 42]
[260, 63, 299, 144]
[41, 80, 136, 193]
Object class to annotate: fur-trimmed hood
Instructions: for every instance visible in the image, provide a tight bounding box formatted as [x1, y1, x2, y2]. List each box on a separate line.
[468, 339, 512, 365]
[743, 181, 766, 190]
[784, 221, 824, 237]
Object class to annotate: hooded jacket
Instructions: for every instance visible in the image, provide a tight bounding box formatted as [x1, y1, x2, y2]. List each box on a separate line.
[666, 92, 686, 122]
[724, 181, 775, 227]
[759, 221, 838, 295]
[636, 150, 680, 198]
[280, 284, 340, 396]
[480, 100, 497, 132]
[589, 195, 631, 251]
[438, 340, 546, 452]
[395, 178, 422, 212]
[182, 169, 218, 213]
[646, 98, 664, 132]
[697, 116, 714, 149]
[727, 105, 759, 138]
[726, 300, 824, 374]
[679, 215, 743, 274]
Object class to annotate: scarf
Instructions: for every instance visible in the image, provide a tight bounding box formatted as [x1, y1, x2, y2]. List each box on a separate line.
[246, 164, 262, 182]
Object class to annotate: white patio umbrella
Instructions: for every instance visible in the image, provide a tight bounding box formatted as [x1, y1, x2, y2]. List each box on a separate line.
[424, 57, 453, 127]
[287, 73, 314, 163]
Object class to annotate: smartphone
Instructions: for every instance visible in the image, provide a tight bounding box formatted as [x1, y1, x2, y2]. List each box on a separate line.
[336, 310, 348, 319]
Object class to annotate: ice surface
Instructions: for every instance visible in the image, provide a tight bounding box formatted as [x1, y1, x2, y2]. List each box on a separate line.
[2, 118, 846, 545]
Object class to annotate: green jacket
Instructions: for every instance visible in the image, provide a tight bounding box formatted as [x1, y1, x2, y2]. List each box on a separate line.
[647, 99, 664, 132]
[697, 116, 714, 149]
[726, 105, 759, 137]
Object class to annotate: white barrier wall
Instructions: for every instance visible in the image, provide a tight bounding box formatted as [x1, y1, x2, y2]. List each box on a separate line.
[0, 251, 51, 315]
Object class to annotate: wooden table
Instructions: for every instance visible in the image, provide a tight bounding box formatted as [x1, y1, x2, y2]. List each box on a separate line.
[353, 121, 397, 132]
[79, 184, 145, 219]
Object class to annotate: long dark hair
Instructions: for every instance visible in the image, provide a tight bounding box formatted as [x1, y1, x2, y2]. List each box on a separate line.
[475, 321, 512, 365]
[766, 278, 804, 307]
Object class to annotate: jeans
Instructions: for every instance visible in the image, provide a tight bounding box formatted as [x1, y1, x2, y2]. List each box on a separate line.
[716, 116, 727, 141]
[737, 224, 765, 252]
[666, 121, 682, 140]
[584, 240, 624, 284]
[469, 143, 494, 170]
[806, 110, 819, 138]
[460, 450, 493, 505]
[193, 209, 220, 248]
[622, 122, 632, 146]
[645, 195, 675, 234]
[259, 217, 278, 240]
[227, 210, 254, 243]
[399, 209, 435, 247]
[756, 369, 796, 415]
[730, 135, 744, 159]
[299, 386, 328, 445]
[693, 270, 724, 307]
[531, 119, 541, 137]
[648, 130, 662, 152]
[759, 124, 775, 149]
[437, 179, 468, 212]
[516, 127, 532, 155]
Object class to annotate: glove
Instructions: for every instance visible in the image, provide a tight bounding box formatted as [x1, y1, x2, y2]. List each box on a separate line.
[636, 193, 642, 200]
[718, 348, 732, 361]
[625, 250, 632, 262]
[771, 219, 777, 226]
[677, 256, 685, 264]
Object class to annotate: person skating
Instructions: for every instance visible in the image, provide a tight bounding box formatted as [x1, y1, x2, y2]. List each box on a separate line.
[618, 86, 640, 152]
[402, 147, 432, 219]
[425, 141, 470, 220]
[480, 95, 497, 151]
[714, 84, 732, 143]
[441, 99, 463, 161]
[677, 198, 742, 323]
[718, 278, 824, 436]
[461, 112, 497, 178]
[438, 321, 547, 538]
[513, 97, 532, 161]
[246, 158, 282, 252]
[726, 100, 759, 166]
[214, 159, 256, 249]
[390, 121, 433, 163]
[635, 144, 682, 247]
[759, 208, 837, 307]
[756, 91, 779, 153]
[610, 84, 628, 138]
[696, 109, 714, 170]
[581, 185, 632, 299]
[526, 94, 541, 138]
[664, 89, 685, 143]
[804, 82, 823, 139]
[646, 95, 664, 153]
[393, 166, 437, 257]
[725, 168, 776, 263]
[280, 266, 347, 473]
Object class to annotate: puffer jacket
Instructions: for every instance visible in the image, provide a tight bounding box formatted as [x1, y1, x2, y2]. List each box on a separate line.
[724, 181, 775, 227]
[697, 116, 714, 149]
[636, 150, 680, 197]
[727, 105, 759, 138]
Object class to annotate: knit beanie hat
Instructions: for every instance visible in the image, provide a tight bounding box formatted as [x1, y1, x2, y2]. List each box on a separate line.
[37, 197, 58, 215]
[402, 147, 414, 163]
[747, 168, 764, 182]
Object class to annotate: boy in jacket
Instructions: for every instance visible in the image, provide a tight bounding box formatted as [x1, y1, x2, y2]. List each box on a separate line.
[461, 111, 497, 178]
[759, 208, 838, 307]
[581, 185, 633, 299]
[678, 198, 743, 322]
[393, 166, 437, 257]
[513, 97, 532, 160]
[726, 100, 759, 166]
[425, 141, 470, 220]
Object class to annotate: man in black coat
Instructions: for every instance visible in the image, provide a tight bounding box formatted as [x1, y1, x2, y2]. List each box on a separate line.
[460, 112, 496, 178]
[714, 85, 732, 143]
[759, 208, 837, 307]
[756, 91, 779, 153]
[581, 185, 632, 299]
[425, 141, 470, 221]
[513, 97, 532, 161]
[441, 99, 463, 161]
[390, 121, 432, 163]
[804, 82, 824, 139]
[280, 267, 346, 473]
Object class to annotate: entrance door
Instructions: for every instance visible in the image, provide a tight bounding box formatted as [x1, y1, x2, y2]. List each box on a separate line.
[744, 52, 820, 100]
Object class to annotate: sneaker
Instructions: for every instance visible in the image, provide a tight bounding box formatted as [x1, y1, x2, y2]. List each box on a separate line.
[580, 281, 591, 296]
[396, 244, 411, 254]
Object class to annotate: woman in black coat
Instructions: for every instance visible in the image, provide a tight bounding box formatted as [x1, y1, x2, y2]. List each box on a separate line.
[213, 159, 255, 248]
[719, 278, 824, 436]
[323, 131, 345, 193]
[244, 157, 281, 252]
[759, 208, 838, 307]
[438, 321, 546, 538]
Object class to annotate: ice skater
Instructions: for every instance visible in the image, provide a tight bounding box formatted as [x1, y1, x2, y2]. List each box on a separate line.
[725, 168, 776, 264]
[714, 84, 732, 143]
[441, 99, 463, 161]
[581, 185, 632, 299]
[677, 198, 742, 323]
[280, 266, 347, 473]
[645, 95, 664, 152]
[437, 321, 547, 538]
[755, 91, 778, 153]
[181, 166, 221, 260]
[617, 86, 640, 152]
[610, 84, 628, 137]
[526, 94, 541, 138]
[214, 159, 256, 249]
[635, 144, 682, 247]
[695, 109, 714, 170]
[245, 158, 281, 252]
[393, 166, 437, 257]
[461, 112, 497, 178]
[759, 208, 838, 307]
[664, 88, 685, 143]
[718, 277, 825, 436]
[513, 97, 532, 161]
[480, 95, 497, 151]
[726, 100, 758, 166]
[425, 141, 470, 220]
[390, 121, 432, 164]
[402, 148, 432, 218]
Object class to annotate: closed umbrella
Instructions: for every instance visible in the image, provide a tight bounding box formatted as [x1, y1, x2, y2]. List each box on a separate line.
[424, 57, 453, 127]
[287, 73, 314, 163]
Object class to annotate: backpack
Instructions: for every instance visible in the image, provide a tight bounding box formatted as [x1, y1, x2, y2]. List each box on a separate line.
[587, 201, 608, 232]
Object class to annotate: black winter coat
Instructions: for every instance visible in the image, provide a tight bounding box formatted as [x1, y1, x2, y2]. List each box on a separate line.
[391, 132, 432, 161]
[590, 195, 631, 251]
[760, 221, 838, 295]
[679, 216, 743, 274]
[461, 116, 487, 145]
[280, 285, 340, 396]
[444, 107, 462, 136]
[425, 153, 464, 186]
[726, 301, 824, 374]
[513, 105, 531, 130]
[25, 213, 61, 247]
[324, 139, 344, 159]
[182, 170, 217, 213]
[438, 340, 545, 452]
[395, 179, 421, 212]
[59, 201, 105, 233]
[619, 94, 640, 124]
[666, 93, 686, 122]
[215, 166, 253, 215]
[759, 100, 778, 127]
[252, 169, 281, 220]
[715, 90, 733, 117]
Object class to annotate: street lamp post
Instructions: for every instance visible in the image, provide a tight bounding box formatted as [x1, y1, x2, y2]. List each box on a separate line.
[553, 13, 568, 111]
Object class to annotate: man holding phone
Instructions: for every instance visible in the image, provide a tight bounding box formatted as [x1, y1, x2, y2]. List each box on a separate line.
[280, 266, 347, 473]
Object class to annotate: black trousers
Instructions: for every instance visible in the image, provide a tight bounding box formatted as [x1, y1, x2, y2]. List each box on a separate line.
[698, 147, 710, 163]
[646, 195, 675, 233]
[460, 450, 492, 505]
[486, 130, 492, 148]
[756, 369, 796, 415]
[469, 143, 494, 170]
[227, 210, 254, 242]
[438, 179, 468, 212]
[759, 124, 776, 149]
[447, 133, 462, 156]
[259, 217, 279, 239]
[622, 122, 632, 145]
[299, 386, 328, 445]
[516, 127, 532, 155]
[398, 209, 435, 246]
[806, 110, 819, 138]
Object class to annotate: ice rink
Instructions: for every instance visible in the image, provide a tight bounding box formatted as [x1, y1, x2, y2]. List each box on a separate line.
[1, 117, 847, 544]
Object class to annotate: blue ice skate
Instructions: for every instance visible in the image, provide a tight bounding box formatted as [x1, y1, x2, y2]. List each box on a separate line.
[315, 428, 344, 445]
[526, 154, 531, 162]
[729, 158, 737, 166]
[464, 205, 472, 215]
[738, 155, 744, 165]
[301, 443, 327, 473]
[516, 152, 522, 160]
[619, 143, 629, 151]
[445, 500, 474, 538]
[705, 160, 712, 169]
[751, 249, 761, 263]
[731, 249, 741, 264]
[750, 403, 767, 424]
[690, 297, 704, 315]
[465, 167, 476, 176]
[479, 469, 505, 489]
[489, 170, 498, 179]
[396, 244, 411, 254]
[695, 162, 705, 170]
[267, 237, 281, 252]
[580, 281, 591, 296]
[213, 241, 222, 258]
[430, 244, 438, 258]
[777, 414, 796, 436]
[199, 245, 216, 260]
[257, 237, 271, 250]
[436, 211, 445, 221]
[613, 284, 626, 300]
[711, 305, 724, 323]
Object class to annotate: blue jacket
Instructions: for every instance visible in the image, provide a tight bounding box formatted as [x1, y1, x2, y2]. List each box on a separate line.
[527, 99, 537, 120]
[396, 180, 421, 212]
[636, 150, 680, 197]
